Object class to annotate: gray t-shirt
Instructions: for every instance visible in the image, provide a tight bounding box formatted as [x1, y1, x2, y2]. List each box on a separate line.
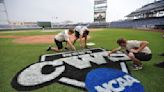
[118, 40, 151, 54]
[55, 30, 69, 42]
[74, 26, 88, 35]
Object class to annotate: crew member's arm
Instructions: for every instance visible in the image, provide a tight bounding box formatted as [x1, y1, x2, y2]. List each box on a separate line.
[84, 29, 89, 48]
[138, 41, 149, 51]
[130, 41, 149, 53]
[67, 39, 76, 51]
[84, 36, 87, 48]
[79, 35, 83, 48]
[108, 47, 121, 56]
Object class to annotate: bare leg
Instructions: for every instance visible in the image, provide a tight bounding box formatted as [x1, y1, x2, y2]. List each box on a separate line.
[84, 36, 87, 48]
[73, 37, 78, 45]
[51, 47, 62, 52]
[64, 42, 69, 50]
[128, 52, 142, 66]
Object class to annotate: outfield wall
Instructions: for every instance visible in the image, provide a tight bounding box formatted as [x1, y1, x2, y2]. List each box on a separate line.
[0, 22, 110, 31]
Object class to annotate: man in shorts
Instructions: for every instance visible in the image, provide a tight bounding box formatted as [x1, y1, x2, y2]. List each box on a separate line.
[73, 25, 90, 48]
[108, 38, 152, 70]
[47, 29, 76, 52]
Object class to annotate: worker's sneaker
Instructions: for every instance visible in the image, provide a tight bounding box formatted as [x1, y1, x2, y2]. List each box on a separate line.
[137, 65, 143, 70]
[64, 47, 69, 50]
[132, 64, 143, 70]
[46, 45, 51, 51]
[154, 62, 164, 68]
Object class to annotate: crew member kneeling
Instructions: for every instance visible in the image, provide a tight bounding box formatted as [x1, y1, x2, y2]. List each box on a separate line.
[108, 38, 152, 70]
[73, 25, 90, 48]
[47, 29, 76, 52]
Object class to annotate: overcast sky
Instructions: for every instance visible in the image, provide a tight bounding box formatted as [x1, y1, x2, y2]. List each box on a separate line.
[1, 0, 156, 23]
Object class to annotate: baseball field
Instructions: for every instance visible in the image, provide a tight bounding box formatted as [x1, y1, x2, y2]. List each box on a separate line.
[0, 28, 164, 92]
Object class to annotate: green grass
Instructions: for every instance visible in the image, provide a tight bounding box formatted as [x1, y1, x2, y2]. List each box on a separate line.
[0, 28, 164, 92]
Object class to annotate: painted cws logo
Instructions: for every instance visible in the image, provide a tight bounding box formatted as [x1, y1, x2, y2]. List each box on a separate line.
[11, 48, 130, 91]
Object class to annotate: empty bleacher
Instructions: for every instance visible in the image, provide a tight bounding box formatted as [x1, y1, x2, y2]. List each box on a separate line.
[110, 17, 164, 29]
[110, 0, 164, 29]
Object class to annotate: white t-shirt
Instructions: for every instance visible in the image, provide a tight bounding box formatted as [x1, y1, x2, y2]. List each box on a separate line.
[55, 30, 69, 42]
[118, 40, 151, 54]
[74, 26, 88, 35]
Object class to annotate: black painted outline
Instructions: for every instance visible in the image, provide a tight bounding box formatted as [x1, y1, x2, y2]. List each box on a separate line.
[11, 48, 130, 91]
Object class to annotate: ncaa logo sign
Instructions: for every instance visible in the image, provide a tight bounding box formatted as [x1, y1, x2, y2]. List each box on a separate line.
[85, 68, 144, 92]
[11, 48, 131, 91]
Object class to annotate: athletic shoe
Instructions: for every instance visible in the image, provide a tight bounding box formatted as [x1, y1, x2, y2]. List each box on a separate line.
[64, 47, 69, 50]
[46, 45, 51, 51]
[132, 64, 139, 70]
[159, 53, 164, 56]
[137, 65, 143, 70]
[132, 64, 143, 70]
[154, 62, 164, 68]
[139, 63, 143, 67]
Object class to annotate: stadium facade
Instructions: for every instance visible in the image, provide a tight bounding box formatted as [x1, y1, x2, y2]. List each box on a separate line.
[110, 0, 164, 29]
